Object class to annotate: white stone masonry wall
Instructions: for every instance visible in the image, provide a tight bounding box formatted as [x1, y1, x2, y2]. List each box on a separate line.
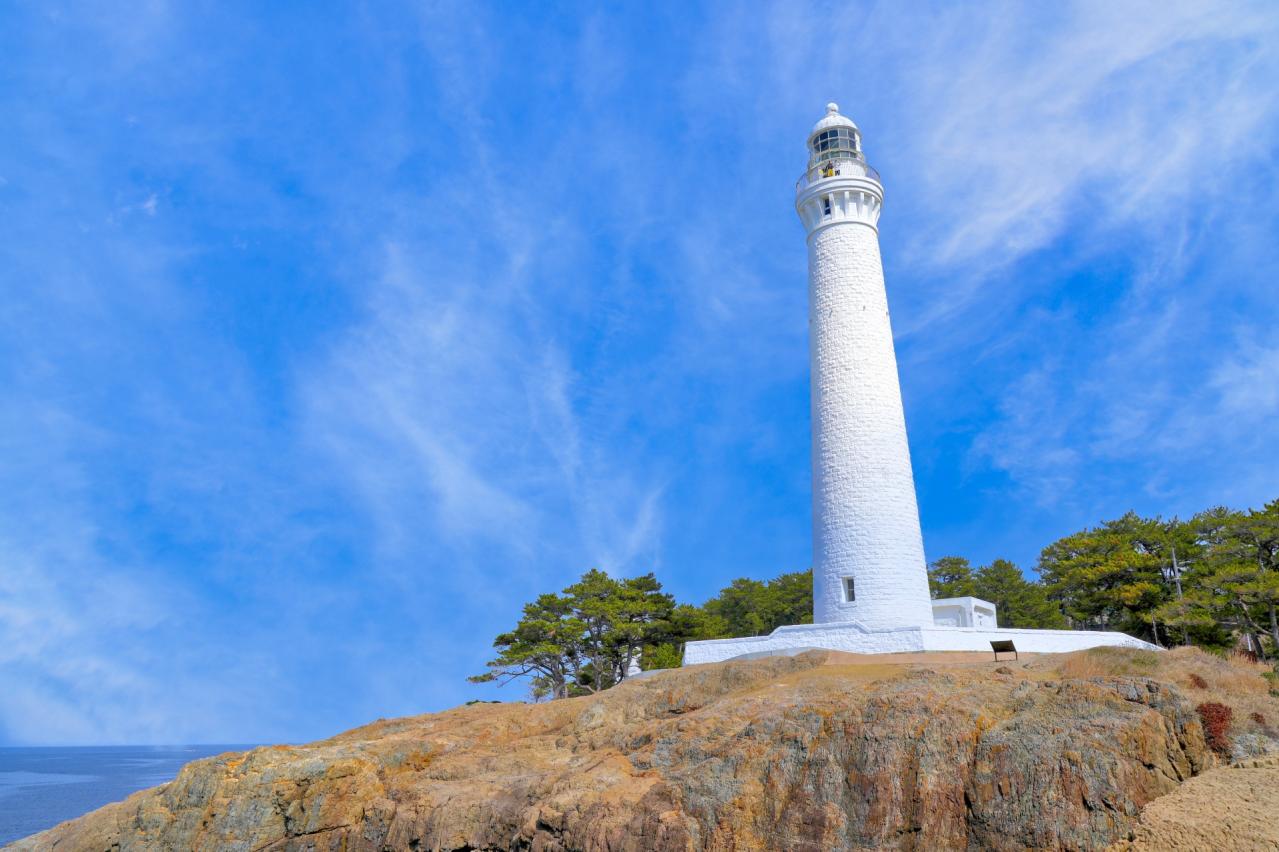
[808, 221, 934, 628]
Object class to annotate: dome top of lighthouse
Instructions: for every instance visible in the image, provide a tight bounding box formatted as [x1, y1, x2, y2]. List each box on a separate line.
[810, 102, 859, 136]
[805, 103, 866, 174]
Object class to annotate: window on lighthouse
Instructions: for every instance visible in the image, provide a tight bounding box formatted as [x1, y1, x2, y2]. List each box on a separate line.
[843, 577, 856, 602]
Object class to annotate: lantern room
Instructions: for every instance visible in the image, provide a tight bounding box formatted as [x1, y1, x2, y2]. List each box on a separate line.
[807, 102, 863, 171]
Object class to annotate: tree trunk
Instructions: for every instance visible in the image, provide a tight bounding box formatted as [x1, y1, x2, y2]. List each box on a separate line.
[1170, 549, 1191, 645]
[555, 662, 568, 700]
[586, 623, 605, 692]
[1235, 600, 1271, 660]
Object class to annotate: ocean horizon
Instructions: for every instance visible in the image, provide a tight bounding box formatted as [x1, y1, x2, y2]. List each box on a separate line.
[0, 745, 256, 845]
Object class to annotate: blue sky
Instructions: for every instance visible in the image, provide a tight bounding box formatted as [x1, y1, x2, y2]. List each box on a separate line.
[1, 1, 1276, 745]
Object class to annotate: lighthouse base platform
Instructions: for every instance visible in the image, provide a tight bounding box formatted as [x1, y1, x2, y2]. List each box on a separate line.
[682, 621, 1159, 666]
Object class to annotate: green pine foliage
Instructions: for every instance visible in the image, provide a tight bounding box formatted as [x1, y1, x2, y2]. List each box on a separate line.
[469, 570, 675, 699]
[927, 556, 1067, 628]
[700, 570, 814, 638]
[474, 498, 1279, 699]
[927, 556, 976, 598]
[1041, 501, 1279, 653]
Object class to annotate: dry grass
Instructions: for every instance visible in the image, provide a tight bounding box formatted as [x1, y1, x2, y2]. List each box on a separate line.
[740, 647, 1278, 761]
[1054, 645, 1279, 760]
[1059, 653, 1111, 680]
[1059, 646, 1161, 679]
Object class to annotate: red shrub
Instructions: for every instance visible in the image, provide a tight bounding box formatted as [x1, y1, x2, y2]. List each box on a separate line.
[1188, 673, 1208, 690]
[1196, 702, 1233, 758]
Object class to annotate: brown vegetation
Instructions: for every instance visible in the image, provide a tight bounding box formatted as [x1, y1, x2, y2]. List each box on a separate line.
[1062, 645, 1276, 761]
[1195, 702, 1233, 757]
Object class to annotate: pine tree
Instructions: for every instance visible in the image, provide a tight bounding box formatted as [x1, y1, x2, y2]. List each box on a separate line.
[928, 556, 976, 599]
[971, 559, 1067, 629]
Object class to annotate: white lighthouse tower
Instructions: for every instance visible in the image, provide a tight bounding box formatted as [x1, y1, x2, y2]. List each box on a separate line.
[680, 104, 1159, 664]
[795, 103, 933, 629]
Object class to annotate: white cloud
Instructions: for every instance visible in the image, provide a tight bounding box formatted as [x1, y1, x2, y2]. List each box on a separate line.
[663, 0, 1278, 518]
[864, 2, 1279, 511]
[1211, 342, 1279, 415]
[302, 234, 668, 584]
[304, 245, 539, 554]
[4, 0, 1277, 746]
[898, 1, 1278, 268]
[692, 1, 1279, 335]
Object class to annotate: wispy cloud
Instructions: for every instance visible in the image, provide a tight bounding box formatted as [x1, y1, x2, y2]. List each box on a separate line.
[1212, 342, 1279, 415]
[898, 2, 1277, 269]
[1, 1, 1276, 745]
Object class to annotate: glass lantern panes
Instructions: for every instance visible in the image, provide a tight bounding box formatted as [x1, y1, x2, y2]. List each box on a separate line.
[809, 127, 861, 168]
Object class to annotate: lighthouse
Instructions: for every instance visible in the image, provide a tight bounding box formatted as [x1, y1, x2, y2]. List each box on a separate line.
[795, 103, 934, 629]
[680, 104, 1158, 664]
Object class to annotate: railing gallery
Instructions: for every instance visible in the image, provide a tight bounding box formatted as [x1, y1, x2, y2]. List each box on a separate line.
[796, 158, 881, 192]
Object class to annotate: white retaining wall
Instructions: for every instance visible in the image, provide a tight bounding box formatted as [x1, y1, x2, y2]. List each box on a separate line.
[682, 622, 1159, 666]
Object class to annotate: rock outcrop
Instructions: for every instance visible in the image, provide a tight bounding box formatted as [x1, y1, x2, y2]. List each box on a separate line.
[1109, 753, 1279, 851]
[13, 648, 1270, 851]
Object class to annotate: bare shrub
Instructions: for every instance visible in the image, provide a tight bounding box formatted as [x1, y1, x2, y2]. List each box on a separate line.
[1188, 673, 1208, 690]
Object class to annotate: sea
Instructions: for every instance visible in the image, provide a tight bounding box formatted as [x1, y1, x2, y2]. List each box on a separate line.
[0, 745, 254, 846]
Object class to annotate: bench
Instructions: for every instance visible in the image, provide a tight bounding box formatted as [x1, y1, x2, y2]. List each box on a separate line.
[990, 640, 1018, 662]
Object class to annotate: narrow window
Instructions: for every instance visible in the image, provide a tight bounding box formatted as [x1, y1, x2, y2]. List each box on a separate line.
[823, 197, 832, 216]
[843, 576, 856, 602]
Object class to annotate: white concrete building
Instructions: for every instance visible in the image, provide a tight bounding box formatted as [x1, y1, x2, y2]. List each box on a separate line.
[683, 104, 1157, 665]
[931, 597, 998, 629]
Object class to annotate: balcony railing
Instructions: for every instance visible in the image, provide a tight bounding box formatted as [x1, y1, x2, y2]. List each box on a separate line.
[796, 158, 881, 192]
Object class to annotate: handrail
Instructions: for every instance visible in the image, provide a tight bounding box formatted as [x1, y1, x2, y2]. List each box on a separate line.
[796, 158, 881, 192]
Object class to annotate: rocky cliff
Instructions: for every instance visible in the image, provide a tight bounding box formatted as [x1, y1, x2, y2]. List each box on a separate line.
[11, 647, 1277, 851]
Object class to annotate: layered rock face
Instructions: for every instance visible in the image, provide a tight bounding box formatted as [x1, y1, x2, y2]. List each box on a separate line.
[11, 651, 1217, 851]
[1112, 753, 1279, 851]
